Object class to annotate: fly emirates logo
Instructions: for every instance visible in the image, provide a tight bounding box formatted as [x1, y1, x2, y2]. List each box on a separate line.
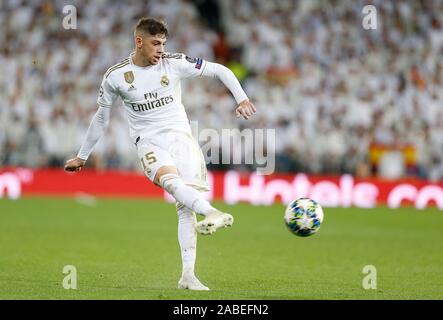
[130, 92, 174, 112]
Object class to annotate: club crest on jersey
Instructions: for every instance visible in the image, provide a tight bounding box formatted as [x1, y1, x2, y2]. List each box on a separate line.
[161, 75, 169, 87]
[124, 71, 134, 84]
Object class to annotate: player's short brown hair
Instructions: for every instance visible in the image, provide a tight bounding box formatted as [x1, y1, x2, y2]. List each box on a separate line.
[134, 17, 168, 38]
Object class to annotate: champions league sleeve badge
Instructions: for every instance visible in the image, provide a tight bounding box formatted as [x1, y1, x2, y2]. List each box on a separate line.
[185, 55, 203, 69]
[195, 58, 203, 70]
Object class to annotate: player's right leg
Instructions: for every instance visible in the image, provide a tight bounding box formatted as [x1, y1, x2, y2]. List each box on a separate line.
[176, 202, 209, 291]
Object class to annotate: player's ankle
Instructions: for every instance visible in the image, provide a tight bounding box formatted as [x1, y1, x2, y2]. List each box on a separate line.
[192, 199, 216, 216]
[181, 267, 195, 278]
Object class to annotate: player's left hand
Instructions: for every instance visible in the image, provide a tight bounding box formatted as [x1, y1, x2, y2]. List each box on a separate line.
[235, 99, 256, 120]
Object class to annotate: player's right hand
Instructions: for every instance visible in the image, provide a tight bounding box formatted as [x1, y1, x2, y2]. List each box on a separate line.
[64, 157, 86, 173]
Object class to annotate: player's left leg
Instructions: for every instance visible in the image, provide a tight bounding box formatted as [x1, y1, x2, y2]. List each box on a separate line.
[137, 137, 222, 218]
[156, 132, 234, 235]
[157, 169, 233, 235]
[176, 202, 209, 291]
[157, 167, 219, 216]
[138, 133, 233, 235]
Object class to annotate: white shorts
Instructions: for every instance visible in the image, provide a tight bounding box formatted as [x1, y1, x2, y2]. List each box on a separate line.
[136, 130, 209, 192]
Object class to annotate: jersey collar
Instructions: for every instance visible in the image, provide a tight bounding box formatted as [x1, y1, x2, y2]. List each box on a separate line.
[129, 52, 157, 70]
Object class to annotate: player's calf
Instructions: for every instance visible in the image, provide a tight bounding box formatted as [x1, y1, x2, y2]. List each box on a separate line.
[159, 172, 216, 216]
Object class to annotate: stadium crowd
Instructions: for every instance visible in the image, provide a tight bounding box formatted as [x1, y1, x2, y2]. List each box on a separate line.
[1, 0, 443, 181]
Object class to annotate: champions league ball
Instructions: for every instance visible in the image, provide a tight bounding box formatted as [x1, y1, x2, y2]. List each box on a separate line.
[284, 198, 324, 237]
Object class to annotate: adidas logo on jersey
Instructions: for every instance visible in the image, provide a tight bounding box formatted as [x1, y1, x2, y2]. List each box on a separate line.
[128, 85, 136, 91]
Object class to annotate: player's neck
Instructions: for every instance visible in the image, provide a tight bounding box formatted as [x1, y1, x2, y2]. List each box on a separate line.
[132, 51, 153, 67]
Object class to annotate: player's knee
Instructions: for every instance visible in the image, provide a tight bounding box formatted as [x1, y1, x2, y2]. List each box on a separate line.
[159, 174, 179, 194]
[155, 166, 179, 186]
[176, 202, 196, 222]
[176, 202, 192, 212]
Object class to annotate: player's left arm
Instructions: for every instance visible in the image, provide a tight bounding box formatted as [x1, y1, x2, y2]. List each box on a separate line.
[201, 62, 256, 120]
[176, 54, 256, 120]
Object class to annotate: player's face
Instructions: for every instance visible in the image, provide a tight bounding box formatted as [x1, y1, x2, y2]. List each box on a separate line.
[137, 34, 167, 65]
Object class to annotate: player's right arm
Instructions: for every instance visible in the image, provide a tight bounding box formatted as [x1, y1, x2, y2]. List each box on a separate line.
[64, 75, 118, 173]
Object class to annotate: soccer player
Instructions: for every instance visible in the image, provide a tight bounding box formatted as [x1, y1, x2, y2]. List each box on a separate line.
[64, 17, 256, 291]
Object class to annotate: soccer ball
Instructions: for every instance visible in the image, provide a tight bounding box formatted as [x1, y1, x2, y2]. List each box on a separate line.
[284, 198, 324, 237]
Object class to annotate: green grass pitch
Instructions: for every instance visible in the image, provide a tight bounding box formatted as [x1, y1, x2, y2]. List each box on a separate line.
[0, 197, 442, 299]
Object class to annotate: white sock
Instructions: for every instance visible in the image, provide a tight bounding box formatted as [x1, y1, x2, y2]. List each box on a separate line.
[176, 202, 197, 278]
[160, 173, 216, 216]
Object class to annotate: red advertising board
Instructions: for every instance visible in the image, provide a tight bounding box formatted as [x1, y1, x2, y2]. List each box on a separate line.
[0, 168, 442, 209]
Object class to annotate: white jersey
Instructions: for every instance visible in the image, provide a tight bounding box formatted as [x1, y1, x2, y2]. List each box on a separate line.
[77, 52, 248, 162]
[98, 52, 208, 141]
